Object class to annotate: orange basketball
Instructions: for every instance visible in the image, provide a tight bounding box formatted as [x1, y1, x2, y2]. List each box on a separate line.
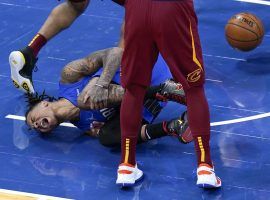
[225, 13, 264, 51]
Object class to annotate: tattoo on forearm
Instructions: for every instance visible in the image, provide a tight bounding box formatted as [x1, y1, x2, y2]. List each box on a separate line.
[61, 47, 123, 84]
[97, 47, 123, 86]
[107, 84, 124, 106]
[60, 50, 106, 84]
[61, 59, 91, 83]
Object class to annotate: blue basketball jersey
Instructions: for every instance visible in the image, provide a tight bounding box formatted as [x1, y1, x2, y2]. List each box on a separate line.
[59, 54, 172, 132]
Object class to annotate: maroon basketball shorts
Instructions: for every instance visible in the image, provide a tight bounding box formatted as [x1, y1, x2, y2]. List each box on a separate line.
[121, 0, 205, 90]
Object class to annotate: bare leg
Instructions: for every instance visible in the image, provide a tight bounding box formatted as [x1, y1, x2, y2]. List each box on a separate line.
[9, 0, 90, 94]
[38, 0, 89, 41]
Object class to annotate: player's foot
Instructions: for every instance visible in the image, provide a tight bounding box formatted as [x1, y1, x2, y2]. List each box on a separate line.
[9, 47, 37, 93]
[196, 163, 222, 188]
[116, 163, 143, 187]
[166, 111, 193, 144]
[156, 79, 186, 105]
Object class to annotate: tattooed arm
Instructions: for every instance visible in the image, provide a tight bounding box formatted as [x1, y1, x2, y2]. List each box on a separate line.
[118, 21, 125, 49]
[78, 77, 124, 110]
[94, 47, 123, 88]
[60, 47, 122, 83]
[78, 47, 123, 110]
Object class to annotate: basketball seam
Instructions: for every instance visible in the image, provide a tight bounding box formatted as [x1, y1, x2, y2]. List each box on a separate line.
[226, 34, 263, 42]
[240, 13, 264, 36]
[227, 23, 259, 39]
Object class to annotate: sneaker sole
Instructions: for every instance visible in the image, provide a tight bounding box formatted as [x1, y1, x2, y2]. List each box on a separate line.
[197, 176, 222, 189]
[9, 51, 35, 93]
[116, 173, 144, 188]
[197, 183, 221, 189]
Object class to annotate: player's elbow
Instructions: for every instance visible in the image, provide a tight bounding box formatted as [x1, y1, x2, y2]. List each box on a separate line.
[60, 65, 75, 83]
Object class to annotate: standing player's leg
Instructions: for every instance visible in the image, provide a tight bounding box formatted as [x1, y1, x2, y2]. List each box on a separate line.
[154, 1, 221, 188]
[116, 0, 159, 187]
[9, 0, 89, 93]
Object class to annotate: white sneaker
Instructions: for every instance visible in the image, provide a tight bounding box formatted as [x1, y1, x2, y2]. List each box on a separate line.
[9, 47, 37, 93]
[116, 163, 143, 187]
[196, 163, 222, 188]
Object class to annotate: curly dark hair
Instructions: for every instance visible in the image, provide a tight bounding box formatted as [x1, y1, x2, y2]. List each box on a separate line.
[25, 91, 57, 121]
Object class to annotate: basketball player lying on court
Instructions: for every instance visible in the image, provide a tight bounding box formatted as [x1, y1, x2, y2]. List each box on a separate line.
[25, 47, 193, 147]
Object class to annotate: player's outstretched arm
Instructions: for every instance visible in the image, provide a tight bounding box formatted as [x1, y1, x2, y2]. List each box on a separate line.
[60, 47, 122, 83]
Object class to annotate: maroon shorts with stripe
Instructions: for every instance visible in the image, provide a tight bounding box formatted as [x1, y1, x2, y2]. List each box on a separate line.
[121, 0, 205, 90]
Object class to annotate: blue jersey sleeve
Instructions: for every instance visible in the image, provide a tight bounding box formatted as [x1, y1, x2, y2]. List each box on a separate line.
[151, 55, 172, 86]
[58, 76, 91, 107]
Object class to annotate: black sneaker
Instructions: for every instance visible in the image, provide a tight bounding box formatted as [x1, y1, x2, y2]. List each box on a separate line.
[156, 79, 186, 105]
[166, 111, 193, 144]
[9, 46, 37, 93]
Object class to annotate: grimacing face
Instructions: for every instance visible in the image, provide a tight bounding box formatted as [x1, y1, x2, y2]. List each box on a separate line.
[26, 101, 59, 133]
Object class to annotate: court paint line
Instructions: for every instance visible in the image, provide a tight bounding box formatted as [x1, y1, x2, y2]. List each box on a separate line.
[210, 112, 270, 126]
[0, 2, 122, 21]
[205, 78, 223, 83]
[0, 188, 72, 200]
[213, 105, 265, 114]
[159, 174, 186, 181]
[235, 0, 270, 6]
[9, 30, 34, 45]
[211, 130, 270, 140]
[182, 151, 195, 155]
[203, 54, 246, 61]
[221, 157, 257, 164]
[0, 75, 58, 85]
[47, 56, 67, 61]
[33, 79, 58, 85]
[5, 115, 76, 128]
[6, 111, 270, 128]
[227, 185, 270, 193]
[0, 2, 20, 7]
[0, 2, 64, 11]
[0, 151, 114, 170]
[181, 151, 260, 165]
[82, 13, 122, 21]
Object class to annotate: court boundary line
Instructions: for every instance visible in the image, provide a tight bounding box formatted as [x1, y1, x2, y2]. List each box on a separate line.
[5, 111, 270, 128]
[235, 0, 270, 6]
[5, 115, 76, 128]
